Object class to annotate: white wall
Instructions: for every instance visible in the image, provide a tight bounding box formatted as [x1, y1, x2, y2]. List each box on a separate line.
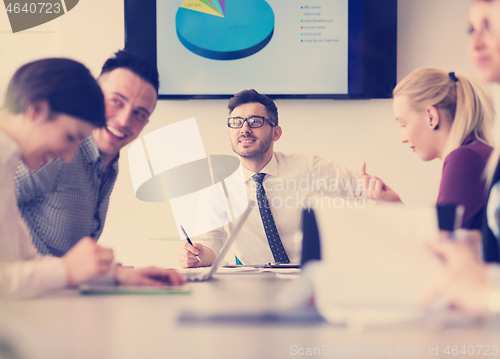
[1, 0, 496, 267]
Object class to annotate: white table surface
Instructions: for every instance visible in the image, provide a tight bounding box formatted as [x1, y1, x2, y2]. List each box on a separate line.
[1, 272, 499, 359]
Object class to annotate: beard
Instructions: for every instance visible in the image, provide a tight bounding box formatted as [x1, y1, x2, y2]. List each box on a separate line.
[231, 132, 273, 161]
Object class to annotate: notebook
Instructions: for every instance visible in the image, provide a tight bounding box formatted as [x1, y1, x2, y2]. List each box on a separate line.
[79, 284, 190, 295]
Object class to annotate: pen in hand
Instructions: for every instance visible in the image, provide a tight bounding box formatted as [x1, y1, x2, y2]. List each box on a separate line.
[180, 225, 201, 262]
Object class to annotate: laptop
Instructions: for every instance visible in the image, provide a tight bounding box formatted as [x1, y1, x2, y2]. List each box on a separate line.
[183, 200, 255, 282]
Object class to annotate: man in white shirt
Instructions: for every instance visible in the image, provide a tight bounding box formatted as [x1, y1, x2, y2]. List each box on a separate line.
[178, 89, 363, 267]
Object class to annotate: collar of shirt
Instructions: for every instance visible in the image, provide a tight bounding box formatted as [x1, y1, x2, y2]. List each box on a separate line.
[487, 182, 500, 239]
[242, 152, 279, 183]
[81, 136, 119, 174]
[462, 133, 481, 146]
[0, 131, 21, 169]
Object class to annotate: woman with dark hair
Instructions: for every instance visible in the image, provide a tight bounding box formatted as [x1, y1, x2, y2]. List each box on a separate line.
[2, 58, 107, 168]
[0, 58, 184, 298]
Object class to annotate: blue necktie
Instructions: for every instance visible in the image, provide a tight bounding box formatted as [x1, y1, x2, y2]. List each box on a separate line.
[252, 173, 290, 263]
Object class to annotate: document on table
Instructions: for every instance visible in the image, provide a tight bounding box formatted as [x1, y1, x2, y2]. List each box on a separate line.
[217, 267, 261, 273]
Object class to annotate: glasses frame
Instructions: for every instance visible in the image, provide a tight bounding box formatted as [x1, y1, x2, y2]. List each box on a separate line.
[227, 116, 277, 129]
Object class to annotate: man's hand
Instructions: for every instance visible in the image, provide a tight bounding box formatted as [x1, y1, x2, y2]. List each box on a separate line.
[114, 266, 186, 286]
[360, 162, 402, 203]
[62, 237, 114, 286]
[178, 242, 204, 268]
[178, 242, 216, 268]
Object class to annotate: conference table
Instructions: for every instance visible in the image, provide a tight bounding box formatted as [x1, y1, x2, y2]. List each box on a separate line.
[1, 271, 499, 359]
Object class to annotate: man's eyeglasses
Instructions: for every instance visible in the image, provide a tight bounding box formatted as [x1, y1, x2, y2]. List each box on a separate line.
[227, 116, 277, 129]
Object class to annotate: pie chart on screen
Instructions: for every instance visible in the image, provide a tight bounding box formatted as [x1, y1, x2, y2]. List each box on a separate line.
[175, 0, 275, 60]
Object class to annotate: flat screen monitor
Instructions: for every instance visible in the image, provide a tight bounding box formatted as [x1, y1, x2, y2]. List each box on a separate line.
[124, 0, 397, 99]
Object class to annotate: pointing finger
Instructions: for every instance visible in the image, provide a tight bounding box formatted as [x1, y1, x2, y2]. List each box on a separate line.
[361, 162, 367, 176]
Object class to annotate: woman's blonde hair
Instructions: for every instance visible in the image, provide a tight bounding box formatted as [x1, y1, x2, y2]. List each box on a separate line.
[393, 68, 495, 164]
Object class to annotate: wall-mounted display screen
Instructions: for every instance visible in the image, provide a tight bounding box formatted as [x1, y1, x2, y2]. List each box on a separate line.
[125, 0, 397, 99]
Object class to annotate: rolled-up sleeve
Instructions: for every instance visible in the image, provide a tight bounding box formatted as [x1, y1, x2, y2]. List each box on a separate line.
[311, 156, 363, 198]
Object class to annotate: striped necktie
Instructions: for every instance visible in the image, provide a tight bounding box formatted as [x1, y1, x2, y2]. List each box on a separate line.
[252, 173, 290, 263]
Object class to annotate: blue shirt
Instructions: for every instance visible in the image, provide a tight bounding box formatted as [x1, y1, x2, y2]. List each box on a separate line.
[14, 136, 119, 257]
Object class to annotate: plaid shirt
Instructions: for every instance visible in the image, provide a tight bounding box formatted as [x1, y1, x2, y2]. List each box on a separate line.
[14, 136, 119, 257]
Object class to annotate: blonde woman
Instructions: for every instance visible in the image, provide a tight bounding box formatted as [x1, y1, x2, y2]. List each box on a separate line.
[363, 68, 495, 230]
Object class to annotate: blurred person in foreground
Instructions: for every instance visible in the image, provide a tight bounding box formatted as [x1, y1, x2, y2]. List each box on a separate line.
[0, 58, 184, 299]
[420, 0, 500, 316]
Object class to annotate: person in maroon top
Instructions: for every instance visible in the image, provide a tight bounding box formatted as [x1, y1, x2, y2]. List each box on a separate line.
[438, 133, 493, 229]
[361, 68, 495, 230]
[417, 0, 500, 319]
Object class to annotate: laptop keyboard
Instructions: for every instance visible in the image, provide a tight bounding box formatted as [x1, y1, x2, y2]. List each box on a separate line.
[182, 268, 211, 282]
